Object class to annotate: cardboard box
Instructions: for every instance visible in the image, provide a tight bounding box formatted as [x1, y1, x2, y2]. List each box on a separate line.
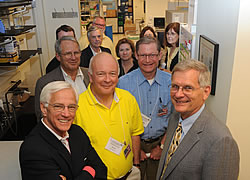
[124, 23, 136, 32]
[106, 10, 117, 17]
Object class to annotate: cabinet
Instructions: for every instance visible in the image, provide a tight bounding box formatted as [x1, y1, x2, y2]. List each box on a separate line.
[0, 1, 40, 139]
[0, 1, 40, 73]
[80, 0, 100, 22]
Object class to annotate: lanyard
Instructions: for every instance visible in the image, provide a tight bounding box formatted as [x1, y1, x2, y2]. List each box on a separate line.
[87, 89, 127, 145]
[137, 77, 159, 118]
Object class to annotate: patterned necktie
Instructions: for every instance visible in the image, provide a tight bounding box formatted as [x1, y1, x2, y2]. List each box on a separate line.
[61, 137, 71, 153]
[160, 122, 182, 179]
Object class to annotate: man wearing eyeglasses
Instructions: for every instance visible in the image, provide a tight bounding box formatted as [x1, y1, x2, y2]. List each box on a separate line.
[118, 37, 173, 180]
[35, 36, 89, 121]
[20, 81, 107, 180]
[156, 60, 239, 180]
[78, 16, 116, 57]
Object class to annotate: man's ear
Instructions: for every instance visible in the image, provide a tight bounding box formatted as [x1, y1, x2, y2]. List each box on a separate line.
[203, 85, 211, 101]
[88, 72, 93, 83]
[135, 52, 138, 60]
[56, 53, 61, 62]
[40, 103, 47, 117]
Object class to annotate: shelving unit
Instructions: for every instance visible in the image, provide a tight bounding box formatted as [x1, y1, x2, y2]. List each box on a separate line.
[80, 0, 100, 22]
[117, 0, 133, 34]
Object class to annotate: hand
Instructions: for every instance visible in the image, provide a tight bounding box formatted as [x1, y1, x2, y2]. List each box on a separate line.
[140, 149, 148, 161]
[60, 175, 66, 180]
[150, 145, 162, 160]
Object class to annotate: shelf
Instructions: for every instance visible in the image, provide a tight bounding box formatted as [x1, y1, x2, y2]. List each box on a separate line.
[0, 50, 38, 66]
[0, 25, 36, 36]
[0, 0, 32, 9]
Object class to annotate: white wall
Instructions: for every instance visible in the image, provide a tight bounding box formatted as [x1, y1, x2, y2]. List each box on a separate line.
[145, 0, 168, 26]
[195, 0, 240, 123]
[34, 0, 81, 73]
[227, 1, 250, 179]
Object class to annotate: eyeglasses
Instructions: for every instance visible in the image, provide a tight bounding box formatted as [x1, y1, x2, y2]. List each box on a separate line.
[137, 53, 159, 59]
[93, 22, 105, 27]
[169, 84, 201, 95]
[61, 51, 81, 59]
[46, 103, 79, 112]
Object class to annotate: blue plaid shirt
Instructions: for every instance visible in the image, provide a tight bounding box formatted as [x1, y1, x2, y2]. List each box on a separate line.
[118, 68, 173, 139]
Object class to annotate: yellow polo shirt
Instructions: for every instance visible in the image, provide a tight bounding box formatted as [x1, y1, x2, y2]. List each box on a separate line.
[74, 86, 144, 179]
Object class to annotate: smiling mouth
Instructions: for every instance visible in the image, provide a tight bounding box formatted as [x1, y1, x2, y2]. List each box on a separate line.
[59, 119, 70, 123]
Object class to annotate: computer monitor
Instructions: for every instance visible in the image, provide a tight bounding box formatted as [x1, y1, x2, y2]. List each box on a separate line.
[154, 17, 165, 29]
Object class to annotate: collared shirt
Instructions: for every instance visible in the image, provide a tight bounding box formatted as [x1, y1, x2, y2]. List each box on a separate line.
[74, 85, 144, 179]
[41, 118, 70, 153]
[179, 104, 205, 142]
[118, 68, 173, 140]
[90, 45, 101, 56]
[78, 32, 116, 57]
[61, 66, 86, 95]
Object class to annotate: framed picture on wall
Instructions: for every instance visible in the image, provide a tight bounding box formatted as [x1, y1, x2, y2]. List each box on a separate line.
[198, 35, 219, 95]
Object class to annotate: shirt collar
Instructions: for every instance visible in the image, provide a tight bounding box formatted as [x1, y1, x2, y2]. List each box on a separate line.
[86, 84, 120, 106]
[41, 118, 69, 140]
[137, 68, 162, 86]
[179, 104, 205, 136]
[60, 66, 83, 79]
[90, 45, 101, 56]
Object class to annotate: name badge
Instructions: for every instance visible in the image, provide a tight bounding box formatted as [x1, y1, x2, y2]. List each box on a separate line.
[141, 113, 151, 128]
[105, 137, 124, 155]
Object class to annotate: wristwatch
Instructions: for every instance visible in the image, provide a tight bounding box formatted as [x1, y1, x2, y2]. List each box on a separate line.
[159, 142, 164, 150]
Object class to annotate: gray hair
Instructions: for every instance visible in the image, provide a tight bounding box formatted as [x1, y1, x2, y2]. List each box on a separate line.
[88, 52, 120, 75]
[87, 26, 102, 39]
[136, 36, 161, 54]
[93, 16, 106, 25]
[40, 81, 78, 106]
[172, 59, 211, 87]
[55, 36, 80, 55]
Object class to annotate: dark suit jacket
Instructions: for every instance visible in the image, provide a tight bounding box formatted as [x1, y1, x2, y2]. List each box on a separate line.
[46, 56, 60, 74]
[19, 122, 107, 180]
[35, 66, 89, 120]
[80, 45, 111, 68]
[156, 107, 239, 180]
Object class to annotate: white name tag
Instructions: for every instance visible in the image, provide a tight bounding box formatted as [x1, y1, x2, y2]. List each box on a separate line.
[105, 137, 124, 155]
[141, 113, 151, 128]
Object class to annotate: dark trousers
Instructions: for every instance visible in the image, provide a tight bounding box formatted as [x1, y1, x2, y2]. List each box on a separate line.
[140, 137, 162, 180]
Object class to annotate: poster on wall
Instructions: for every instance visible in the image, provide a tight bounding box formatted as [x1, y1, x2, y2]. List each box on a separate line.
[198, 35, 219, 95]
[179, 25, 193, 62]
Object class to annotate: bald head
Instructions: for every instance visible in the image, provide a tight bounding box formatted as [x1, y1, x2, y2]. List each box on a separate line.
[88, 52, 120, 75]
[88, 52, 119, 98]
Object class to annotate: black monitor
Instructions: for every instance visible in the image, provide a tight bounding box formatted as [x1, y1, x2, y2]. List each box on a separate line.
[154, 17, 165, 29]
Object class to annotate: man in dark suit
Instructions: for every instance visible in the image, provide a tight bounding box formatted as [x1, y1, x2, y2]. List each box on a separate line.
[156, 59, 240, 180]
[20, 81, 107, 180]
[35, 36, 89, 120]
[80, 26, 111, 68]
[46, 25, 76, 74]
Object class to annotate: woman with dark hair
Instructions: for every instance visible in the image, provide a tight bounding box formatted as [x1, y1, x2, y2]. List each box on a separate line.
[140, 26, 157, 38]
[116, 38, 138, 77]
[161, 22, 180, 71]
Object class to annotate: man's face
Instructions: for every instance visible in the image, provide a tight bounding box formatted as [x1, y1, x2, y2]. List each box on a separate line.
[56, 40, 80, 73]
[57, 30, 74, 40]
[93, 18, 106, 32]
[89, 53, 118, 98]
[41, 88, 77, 137]
[170, 69, 211, 119]
[136, 43, 162, 79]
[88, 30, 103, 49]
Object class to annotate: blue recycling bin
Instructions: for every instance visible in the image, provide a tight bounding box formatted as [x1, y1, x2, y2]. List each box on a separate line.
[105, 25, 113, 42]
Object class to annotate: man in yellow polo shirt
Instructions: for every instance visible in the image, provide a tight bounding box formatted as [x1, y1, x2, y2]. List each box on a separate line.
[74, 52, 144, 179]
